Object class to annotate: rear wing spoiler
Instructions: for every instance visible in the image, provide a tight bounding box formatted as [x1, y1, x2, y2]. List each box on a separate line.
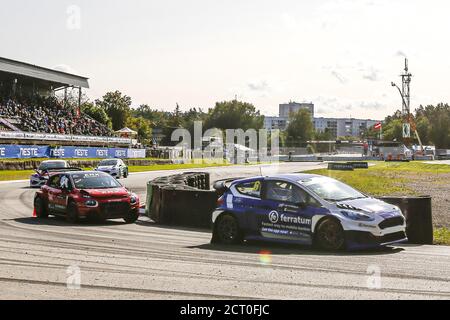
[213, 177, 244, 194]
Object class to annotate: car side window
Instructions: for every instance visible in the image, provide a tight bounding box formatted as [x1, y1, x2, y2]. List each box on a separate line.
[264, 180, 314, 204]
[236, 180, 262, 198]
[48, 175, 61, 189]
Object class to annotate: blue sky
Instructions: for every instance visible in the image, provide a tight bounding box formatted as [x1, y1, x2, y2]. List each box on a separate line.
[1, 0, 450, 119]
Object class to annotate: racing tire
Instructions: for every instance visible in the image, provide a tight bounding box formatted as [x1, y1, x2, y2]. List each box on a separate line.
[123, 170, 128, 179]
[315, 218, 346, 251]
[34, 196, 48, 219]
[124, 210, 139, 224]
[66, 202, 80, 224]
[212, 214, 243, 245]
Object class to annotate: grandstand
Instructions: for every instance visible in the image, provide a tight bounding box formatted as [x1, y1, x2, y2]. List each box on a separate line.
[0, 57, 131, 147]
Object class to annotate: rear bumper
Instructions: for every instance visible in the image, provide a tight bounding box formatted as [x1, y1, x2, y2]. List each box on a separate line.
[345, 230, 408, 250]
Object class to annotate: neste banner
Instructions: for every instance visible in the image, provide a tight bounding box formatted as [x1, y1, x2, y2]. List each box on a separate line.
[0, 145, 146, 159]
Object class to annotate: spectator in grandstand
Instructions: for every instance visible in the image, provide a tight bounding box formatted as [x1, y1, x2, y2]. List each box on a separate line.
[0, 96, 112, 137]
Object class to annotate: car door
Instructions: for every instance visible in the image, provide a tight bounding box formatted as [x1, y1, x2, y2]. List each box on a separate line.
[46, 174, 62, 213]
[254, 179, 318, 244]
[54, 174, 72, 213]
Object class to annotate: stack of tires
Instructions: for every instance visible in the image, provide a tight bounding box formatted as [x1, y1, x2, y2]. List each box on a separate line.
[146, 172, 218, 228]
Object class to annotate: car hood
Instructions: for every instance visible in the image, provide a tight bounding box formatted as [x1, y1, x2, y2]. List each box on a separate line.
[335, 197, 400, 215]
[81, 188, 129, 199]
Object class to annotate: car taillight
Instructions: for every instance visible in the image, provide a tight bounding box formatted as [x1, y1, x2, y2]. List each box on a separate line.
[217, 196, 225, 206]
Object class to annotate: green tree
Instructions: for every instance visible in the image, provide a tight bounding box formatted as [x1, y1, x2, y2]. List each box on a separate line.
[428, 103, 450, 149]
[285, 109, 314, 146]
[205, 100, 264, 131]
[95, 91, 132, 130]
[382, 119, 403, 141]
[415, 115, 431, 146]
[81, 102, 112, 128]
[314, 128, 333, 141]
[126, 117, 152, 145]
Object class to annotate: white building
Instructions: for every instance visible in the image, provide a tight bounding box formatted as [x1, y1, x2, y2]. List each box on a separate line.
[264, 101, 380, 138]
[279, 102, 314, 118]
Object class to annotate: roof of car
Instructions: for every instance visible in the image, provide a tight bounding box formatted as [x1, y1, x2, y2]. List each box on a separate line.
[233, 173, 322, 184]
[67, 170, 108, 176]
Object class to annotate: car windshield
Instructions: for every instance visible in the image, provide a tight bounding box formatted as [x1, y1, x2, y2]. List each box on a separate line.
[99, 160, 118, 166]
[299, 177, 366, 202]
[72, 172, 122, 189]
[39, 161, 67, 170]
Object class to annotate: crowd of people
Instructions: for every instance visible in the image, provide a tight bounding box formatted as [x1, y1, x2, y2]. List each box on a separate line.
[0, 96, 112, 137]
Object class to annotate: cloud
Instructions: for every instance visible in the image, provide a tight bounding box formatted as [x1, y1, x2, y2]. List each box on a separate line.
[396, 50, 407, 58]
[362, 67, 380, 81]
[52, 64, 79, 75]
[247, 80, 270, 92]
[330, 70, 348, 84]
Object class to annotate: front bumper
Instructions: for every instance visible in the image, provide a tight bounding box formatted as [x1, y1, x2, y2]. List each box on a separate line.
[77, 200, 140, 220]
[96, 168, 119, 177]
[338, 213, 407, 249]
[345, 230, 408, 249]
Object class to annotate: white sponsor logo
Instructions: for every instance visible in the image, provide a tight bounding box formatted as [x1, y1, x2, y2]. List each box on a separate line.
[0, 148, 5, 156]
[268, 211, 311, 226]
[75, 149, 88, 157]
[269, 211, 279, 224]
[20, 148, 39, 157]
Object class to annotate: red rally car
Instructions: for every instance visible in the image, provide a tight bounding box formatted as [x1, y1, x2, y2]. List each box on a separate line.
[33, 171, 140, 223]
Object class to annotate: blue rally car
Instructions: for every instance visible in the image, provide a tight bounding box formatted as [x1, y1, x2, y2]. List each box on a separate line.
[211, 174, 407, 251]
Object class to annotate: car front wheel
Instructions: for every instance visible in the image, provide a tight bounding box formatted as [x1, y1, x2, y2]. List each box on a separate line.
[315, 218, 346, 251]
[34, 197, 48, 218]
[212, 214, 243, 245]
[66, 202, 79, 224]
[124, 210, 139, 224]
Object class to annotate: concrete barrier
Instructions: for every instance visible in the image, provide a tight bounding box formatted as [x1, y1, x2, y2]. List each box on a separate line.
[328, 163, 354, 171]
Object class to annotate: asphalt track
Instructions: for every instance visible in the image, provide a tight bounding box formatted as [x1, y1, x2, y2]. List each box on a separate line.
[0, 162, 449, 300]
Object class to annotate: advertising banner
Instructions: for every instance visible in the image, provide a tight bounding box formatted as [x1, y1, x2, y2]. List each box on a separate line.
[0, 145, 146, 159]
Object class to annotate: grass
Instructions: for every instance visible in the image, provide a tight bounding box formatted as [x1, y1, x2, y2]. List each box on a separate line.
[306, 164, 413, 196]
[0, 170, 35, 181]
[434, 228, 450, 245]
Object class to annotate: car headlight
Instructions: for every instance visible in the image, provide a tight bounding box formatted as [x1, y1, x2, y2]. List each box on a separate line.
[130, 196, 138, 204]
[85, 200, 98, 207]
[340, 210, 375, 221]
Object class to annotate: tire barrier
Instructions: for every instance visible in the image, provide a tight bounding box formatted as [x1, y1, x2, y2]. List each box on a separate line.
[378, 196, 434, 245]
[328, 163, 355, 171]
[347, 162, 369, 169]
[147, 172, 217, 228]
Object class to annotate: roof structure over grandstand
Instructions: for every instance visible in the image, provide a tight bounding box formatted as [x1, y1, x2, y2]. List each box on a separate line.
[0, 57, 89, 89]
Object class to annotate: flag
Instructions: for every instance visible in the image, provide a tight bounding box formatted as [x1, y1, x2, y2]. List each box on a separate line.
[374, 122, 382, 130]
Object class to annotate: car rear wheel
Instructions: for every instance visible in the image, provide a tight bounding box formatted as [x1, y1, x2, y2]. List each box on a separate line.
[213, 214, 243, 245]
[66, 202, 79, 224]
[124, 210, 139, 224]
[123, 170, 128, 179]
[34, 197, 48, 218]
[315, 218, 346, 251]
